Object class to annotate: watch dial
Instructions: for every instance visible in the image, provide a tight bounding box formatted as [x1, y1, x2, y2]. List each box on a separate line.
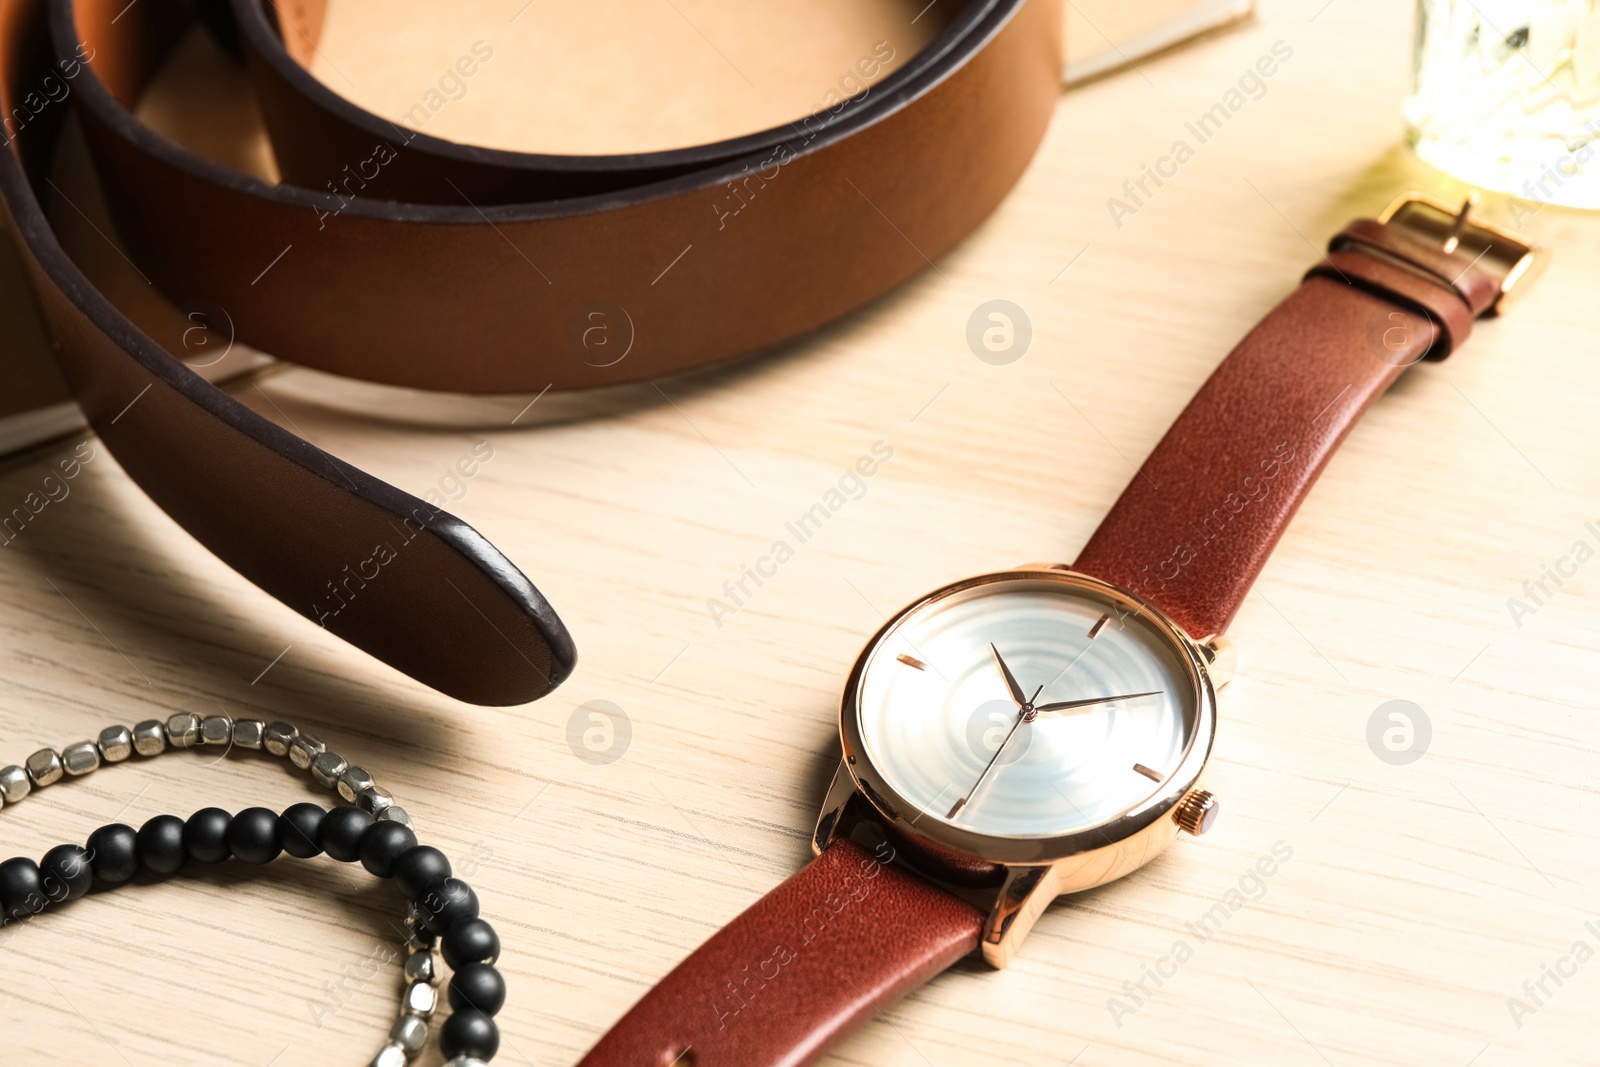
[854, 576, 1199, 839]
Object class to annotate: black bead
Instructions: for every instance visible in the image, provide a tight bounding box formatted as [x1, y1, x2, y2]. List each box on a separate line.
[318, 805, 373, 862]
[87, 824, 140, 885]
[415, 877, 479, 935]
[279, 803, 326, 859]
[39, 844, 94, 903]
[0, 857, 45, 922]
[358, 821, 417, 879]
[393, 845, 451, 900]
[227, 807, 282, 865]
[439, 1007, 499, 1060]
[136, 815, 187, 876]
[441, 917, 500, 970]
[184, 808, 233, 864]
[448, 961, 506, 1016]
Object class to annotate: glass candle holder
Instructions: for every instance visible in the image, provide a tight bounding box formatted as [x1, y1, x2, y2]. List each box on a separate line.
[1407, 0, 1600, 211]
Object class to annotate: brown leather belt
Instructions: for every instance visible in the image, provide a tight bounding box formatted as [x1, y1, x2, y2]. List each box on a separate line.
[0, 0, 1063, 704]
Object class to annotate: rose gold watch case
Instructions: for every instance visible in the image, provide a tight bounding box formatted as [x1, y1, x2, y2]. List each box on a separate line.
[813, 566, 1223, 967]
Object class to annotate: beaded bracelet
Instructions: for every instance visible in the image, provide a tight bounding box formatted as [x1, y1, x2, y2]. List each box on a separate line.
[0, 714, 503, 1066]
[0, 711, 412, 828]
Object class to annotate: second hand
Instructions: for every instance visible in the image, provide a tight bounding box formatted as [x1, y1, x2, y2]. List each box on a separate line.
[948, 683, 1042, 820]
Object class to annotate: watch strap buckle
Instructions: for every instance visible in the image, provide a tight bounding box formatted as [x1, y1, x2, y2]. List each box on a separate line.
[1375, 193, 1543, 315]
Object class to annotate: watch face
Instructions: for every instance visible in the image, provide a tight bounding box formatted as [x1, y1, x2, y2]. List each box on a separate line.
[849, 572, 1204, 842]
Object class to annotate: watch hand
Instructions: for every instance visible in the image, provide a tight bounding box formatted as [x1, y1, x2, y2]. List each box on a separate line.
[949, 681, 1042, 821]
[989, 643, 1028, 707]
[948, 715, 1024, 820]
[1034, 690, 1163, 715]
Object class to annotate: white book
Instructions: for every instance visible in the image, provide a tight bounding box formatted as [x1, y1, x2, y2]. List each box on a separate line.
[1064, 0, 1256, 84]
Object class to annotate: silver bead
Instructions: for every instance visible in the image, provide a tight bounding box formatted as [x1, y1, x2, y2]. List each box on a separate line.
[338, 766, 376, 803]
[263, 721, 298, 757]
[310, 751, 348, 789]
[404, 914, 434, 952]
[379, 806, 412, 829]
[403, 980, 437, 1017]
[199, 714, 233, 746]
[61, 742, 100, 776]
[232, 719, 266, 750]
[389, 1015, 428, 1053]
[406, 902, 434, 936]
[368, 1045, 407, 1067]
[0, 765, 30, 803]
[165, 712, 200, 749]
[403, 947, 439, 985]
[289, 733, 325, 770]
[357, 786, 394, 815]
[97, 725, 134, 763]
[132, 720, 166, 756]
[447, 1058, 489, 1067]
[25, 748, 62, 787]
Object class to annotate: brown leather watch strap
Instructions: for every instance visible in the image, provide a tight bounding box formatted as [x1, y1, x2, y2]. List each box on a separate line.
[1071, 207, 1520, 640]
[579, 838, 985, 1067]
[577, 204, 1534, 1065]
[0, 0, 1062, 702]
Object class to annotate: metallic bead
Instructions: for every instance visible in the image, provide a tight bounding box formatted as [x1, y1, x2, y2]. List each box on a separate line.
[0, 765, 30, 803]
[379, 806, 412, 829]
[310, 751, 348, 789]
[369, 1045, 407, 1067]
[263, 721, 298, 757]
[132, 720, 166, 756]
[389, 1015, 428, 1053]
[403, 980, 437, 1017]
[446, 1058, 489, 1067]
[289, 734, 325, 770]
[403, 947, 439, 985]
[97, 725, 134, 763]
[357, 786, 394, 816]
[232, 719, 266, 750]
[338, 766, 376, 804]
[61, 742, 100, 776]
[25, 748, 63, 787]
[404, 914, 435, 951]
[199, 714, 233, 746]
[165, 712, 200, 749]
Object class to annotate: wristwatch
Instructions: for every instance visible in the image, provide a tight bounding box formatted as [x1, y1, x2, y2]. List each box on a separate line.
[577, 194, 1540, 1067]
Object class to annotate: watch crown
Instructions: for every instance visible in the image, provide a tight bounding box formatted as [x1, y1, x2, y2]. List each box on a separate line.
[1174, 789, 1219, 836]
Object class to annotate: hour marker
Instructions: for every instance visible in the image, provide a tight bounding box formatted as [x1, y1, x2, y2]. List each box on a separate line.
[896, 653, 927, 671]
[1133, 763, 1163, 782]
[1088, 613, 1111, 639]
[946, 796, 967, 819]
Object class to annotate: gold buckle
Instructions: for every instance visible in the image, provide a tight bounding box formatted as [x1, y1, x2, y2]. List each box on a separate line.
[1377, 192, 1543, 314]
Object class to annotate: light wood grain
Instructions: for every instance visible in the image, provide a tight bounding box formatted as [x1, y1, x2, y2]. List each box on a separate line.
[4, 0, 1600, 1064]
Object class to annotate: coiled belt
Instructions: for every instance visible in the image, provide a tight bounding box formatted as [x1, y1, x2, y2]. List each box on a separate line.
[0, 0, 1062, 704]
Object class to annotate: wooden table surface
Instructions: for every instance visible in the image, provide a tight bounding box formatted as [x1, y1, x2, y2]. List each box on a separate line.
[4, 0, 1599, 1064]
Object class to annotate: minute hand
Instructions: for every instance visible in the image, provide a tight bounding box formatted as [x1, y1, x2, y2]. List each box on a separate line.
[1034, 691, 1162, 715]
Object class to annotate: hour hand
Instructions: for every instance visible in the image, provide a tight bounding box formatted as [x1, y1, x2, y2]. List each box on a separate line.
[989, 643, 1028, 706]
[1035, 690, 1162, 715]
